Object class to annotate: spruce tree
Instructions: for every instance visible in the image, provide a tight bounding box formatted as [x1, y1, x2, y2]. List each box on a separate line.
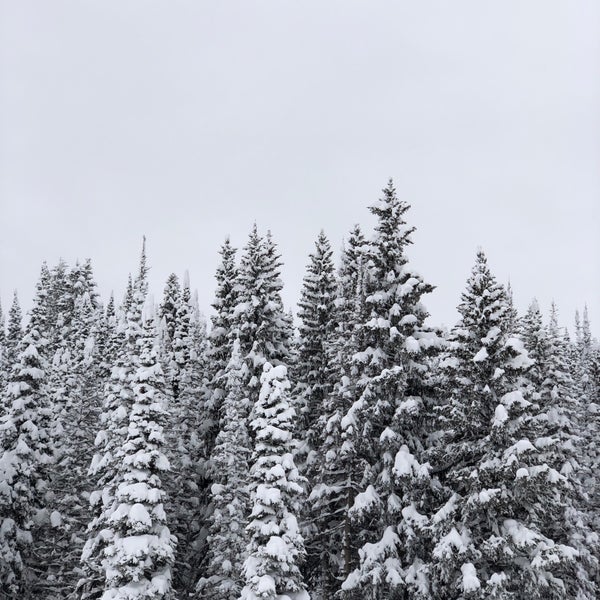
[167, 274, 209, 596]
[205, 238, 239, 454]
[427, 250, 584, 600]
[195, 339, 251, 600]
[307, 225, 368, 596]
[235, 225, 291, 404]
[79, 239, 152, 599]
[295, 230, 337, 449]
[99, 302, 176, 599]
[159, 273, 181, 394]
[38, 260, 105, 598]
[0, 299, 5, 392]
[240, 362, 308, 600]
[3, 292, 23, 385]
[0, 323, 53, 598]
[340, 180, 440, 599]
[294, 231, 338, 593]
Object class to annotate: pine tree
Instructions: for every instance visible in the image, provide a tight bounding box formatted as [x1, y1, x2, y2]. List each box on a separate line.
[0, 322, 53, 598]
[427, 250, 584, 600]
[195, 339, 251, 600]
[240, 362, 308, 600]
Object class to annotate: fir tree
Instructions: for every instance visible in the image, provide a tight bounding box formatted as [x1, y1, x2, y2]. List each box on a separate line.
[235, 225, 291, 404]
[295, 230, 338, 449]
[167, 274, 209, 596]
[3, 291, 23, 385]
[0, 323, 53, 598]
[240, 362, 308, 600]
[0, 298, 5, 392]
[294, 231, 338, 593]
[427, 250, 584, 600]
[99, 302, 176, 600]
[80, 239, 151, 599]
[205, 238, 239, 453]
[195, 339, 251, 600]
[307, 224, 368, 596]
[341, 180, 440, 598]
[159, 273, 181, 393]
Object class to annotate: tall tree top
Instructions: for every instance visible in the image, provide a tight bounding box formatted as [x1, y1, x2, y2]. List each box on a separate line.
[369, 178, 416, 275]
[458, 248, 512, 336]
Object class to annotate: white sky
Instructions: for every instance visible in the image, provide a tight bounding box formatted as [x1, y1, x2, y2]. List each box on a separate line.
[1, 1, 599, 335]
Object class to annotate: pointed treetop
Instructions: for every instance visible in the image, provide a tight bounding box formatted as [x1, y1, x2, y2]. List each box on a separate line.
[582, 305, 592, 346]
[135, 235, 148, 294]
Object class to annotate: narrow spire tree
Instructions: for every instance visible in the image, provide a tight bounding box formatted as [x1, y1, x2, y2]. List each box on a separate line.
[0, 323, 52, 597]
[240, 362, 308, 600]
[195, 339, 251, 600]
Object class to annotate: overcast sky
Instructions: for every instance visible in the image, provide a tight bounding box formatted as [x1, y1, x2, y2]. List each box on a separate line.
[1, 1, 599, 335]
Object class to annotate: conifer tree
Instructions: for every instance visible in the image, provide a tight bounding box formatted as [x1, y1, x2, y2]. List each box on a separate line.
[3, 292, 23, 384]
[159, 274, 181, 393]
[0, 299, 5, 392]
[195, 339, 251, 600]
[340, 180, 440, 598]
[98, 302, 176, 600]
[0, 322, 53, 598]
[205, 238, 239, 453]
[295, 230, 337, 448]
[167, 274, 209, 596]
[235, 226, 292, 404]
[240, 362, 308, 600]
[294, 231, 338, 592]
[307, 225, 368, 596]
[37, 259, 105, 597]
[521, 302, 598, 597]
[426, 250, 585, 600]
[80, 239, 152, 599]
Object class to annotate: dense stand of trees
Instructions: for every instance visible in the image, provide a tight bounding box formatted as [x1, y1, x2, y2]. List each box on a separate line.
[0, 180, 598, 599]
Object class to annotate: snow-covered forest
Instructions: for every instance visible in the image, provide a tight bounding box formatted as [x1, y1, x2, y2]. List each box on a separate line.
[0, 180, 598, 600]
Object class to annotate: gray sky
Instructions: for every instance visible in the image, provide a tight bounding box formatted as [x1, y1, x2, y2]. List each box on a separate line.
[1, 1, 599, 335]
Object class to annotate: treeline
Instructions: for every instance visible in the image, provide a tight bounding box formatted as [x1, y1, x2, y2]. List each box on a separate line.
[0, 180, 598, 600]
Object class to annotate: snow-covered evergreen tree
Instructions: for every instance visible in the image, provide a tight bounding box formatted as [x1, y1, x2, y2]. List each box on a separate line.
[0, 322, 53, 597]
[295, 230, 337, 449]
[98, 300, 176, 600]
[167, 273, 209, 597]
[340, 180, 440, 599]
[159, 273, 181, 393]
[427, 250, 586, 600]
[205, 238, 239, 453]
[240, 362, 308, 600]
[79, 239, 155, 599]
[293, 231, 339, 592]
[3, 292, 23, 388]
[195, 339, 251, 600]
[307, 225, 368, 596]
[235, 226, 292, 404]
